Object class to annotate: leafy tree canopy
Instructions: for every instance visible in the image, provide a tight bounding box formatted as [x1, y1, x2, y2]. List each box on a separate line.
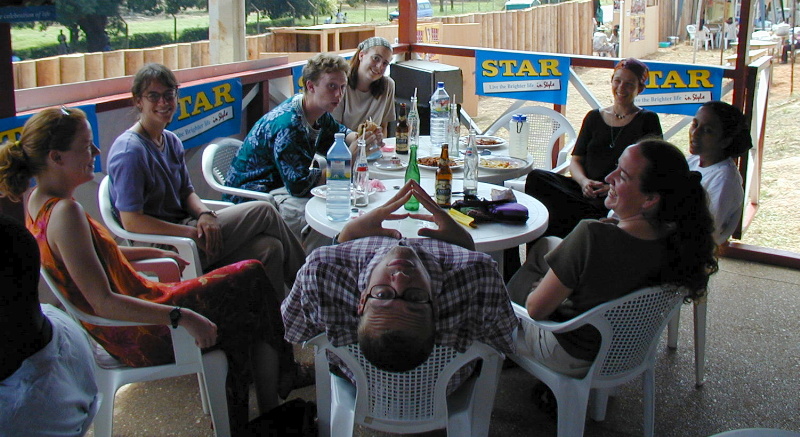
[247, 0, 333, 20]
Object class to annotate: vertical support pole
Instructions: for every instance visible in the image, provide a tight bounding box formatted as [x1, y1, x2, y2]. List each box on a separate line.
[0, 23, 16, 119]
[399, 0, 419, 59]
[209, 0, 247, 64]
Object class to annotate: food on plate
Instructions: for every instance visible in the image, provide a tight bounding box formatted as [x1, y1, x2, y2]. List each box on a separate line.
[357, 119, 380, 137]
[460, 135, 505, 146]
[479, 158, 522, 169]
[417, 156, 461, 167]
[475, 137, 503, 145]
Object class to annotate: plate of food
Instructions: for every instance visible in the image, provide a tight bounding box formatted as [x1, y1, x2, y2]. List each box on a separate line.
[478, 156, 528, 171]
[417, 156, 464, 170]
[311, 185, 378, 199]
[373, 156, 408, 170]
[459, 135, 507, 149]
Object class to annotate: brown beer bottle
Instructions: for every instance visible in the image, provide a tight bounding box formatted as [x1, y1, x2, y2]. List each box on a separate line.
[435, 143, 452, 207]
[395, 103, 409, 154]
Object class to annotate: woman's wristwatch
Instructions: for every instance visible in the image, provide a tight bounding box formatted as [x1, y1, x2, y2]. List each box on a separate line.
[197, 210, 217, 220]
[169, 307, 182, 329]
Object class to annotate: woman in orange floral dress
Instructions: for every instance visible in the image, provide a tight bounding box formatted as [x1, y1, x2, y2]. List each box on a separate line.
[0, 107, 301, 433]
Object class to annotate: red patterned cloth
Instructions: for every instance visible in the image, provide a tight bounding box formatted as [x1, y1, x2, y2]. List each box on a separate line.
[28, 197, 291, 426]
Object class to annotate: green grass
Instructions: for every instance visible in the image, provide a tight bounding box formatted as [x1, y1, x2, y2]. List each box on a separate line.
[11, 1, 508, 53]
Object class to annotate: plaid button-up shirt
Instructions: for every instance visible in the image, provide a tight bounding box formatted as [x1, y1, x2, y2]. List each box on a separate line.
[281, 236, 518, 390]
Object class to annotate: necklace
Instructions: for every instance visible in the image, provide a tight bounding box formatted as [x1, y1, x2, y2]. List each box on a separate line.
[612, 108, 639, 119]
[609, 124, 626, 149]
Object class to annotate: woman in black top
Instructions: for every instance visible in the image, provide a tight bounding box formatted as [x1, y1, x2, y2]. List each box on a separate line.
[525, 58, 662, 238]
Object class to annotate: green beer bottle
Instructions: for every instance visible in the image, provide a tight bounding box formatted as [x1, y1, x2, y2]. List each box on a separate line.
[404, 144, 420, 211]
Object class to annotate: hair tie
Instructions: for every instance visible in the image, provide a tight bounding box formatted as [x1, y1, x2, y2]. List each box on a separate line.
[688, 170, 702, 185]
[358, 37, 392, 52]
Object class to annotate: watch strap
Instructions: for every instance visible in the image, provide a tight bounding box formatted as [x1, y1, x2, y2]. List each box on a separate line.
[198, 210, 217, 219]
[169, 307, 182, 329]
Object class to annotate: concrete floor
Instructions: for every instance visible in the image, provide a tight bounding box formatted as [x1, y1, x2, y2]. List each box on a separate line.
[87, 257, 800, 436]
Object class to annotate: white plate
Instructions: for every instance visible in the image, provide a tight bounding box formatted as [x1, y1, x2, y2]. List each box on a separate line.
[311, 185, 378, 199]
[373, 158, 408, 170]
[417, 156, 464, 170]
[459, 135, 507, 149]
[478, 156, 528, 171]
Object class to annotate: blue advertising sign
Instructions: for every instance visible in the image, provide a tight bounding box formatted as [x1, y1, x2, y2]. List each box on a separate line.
[170, 79, 242, 150]
[475, 49, 571, 105]
[291, 54, 353, 94]
[635, 60, 725, 116]
[291, 65, 305, 95]
[0, 105, 102, 171]
[0, 4, 56, 23]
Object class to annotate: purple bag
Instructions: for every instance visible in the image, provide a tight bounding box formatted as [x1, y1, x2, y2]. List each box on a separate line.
[487, 202, 529, 223]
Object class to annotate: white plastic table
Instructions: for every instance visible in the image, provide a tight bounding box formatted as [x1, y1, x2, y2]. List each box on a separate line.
[369, 137, 534, 185]
[305, 178, 549, 267]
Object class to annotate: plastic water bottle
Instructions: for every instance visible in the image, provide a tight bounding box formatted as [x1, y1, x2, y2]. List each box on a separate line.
[447, 101, 460, 156]
[352, 138, 370, 207]
[429, 82, 450, 155]
[463, 128, 479, 197]
[326, 132, 351, 221]
[509, 114, 530, 160]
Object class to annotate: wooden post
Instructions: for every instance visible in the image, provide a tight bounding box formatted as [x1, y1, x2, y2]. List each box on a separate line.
[35, 56, 61, 87]
[123, 49, 144, 76]
[60, 54, 86, 84]
[162, 44, 178, 70]
[103, 50, 125, 78]
[143, 47, 164, 65]
[177, 43, 192, 69]
[84, 52, 104, 81]
[16, 60, 37, 89]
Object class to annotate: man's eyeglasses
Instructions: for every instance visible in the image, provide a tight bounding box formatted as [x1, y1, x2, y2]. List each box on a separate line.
[143, 89, 178, 103]
[366, 285, 431, 304]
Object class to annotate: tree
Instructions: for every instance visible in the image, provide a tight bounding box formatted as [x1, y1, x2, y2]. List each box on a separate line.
[247, 0, 332, 20]
[56, 0, 123, 52]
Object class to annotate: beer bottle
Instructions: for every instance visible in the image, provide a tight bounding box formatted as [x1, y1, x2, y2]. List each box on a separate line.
[395, 103, 409, 154]
[404, 144, 420, 211]
[435, 143, 452, 208]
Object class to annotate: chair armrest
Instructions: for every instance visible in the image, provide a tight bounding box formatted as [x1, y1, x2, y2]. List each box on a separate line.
[130, 258, 181, 282]
[204, 184, 277, 206]
[202, 200, 233, 211]
[111, 228, 202, 279]
[512, 302, 593, 334]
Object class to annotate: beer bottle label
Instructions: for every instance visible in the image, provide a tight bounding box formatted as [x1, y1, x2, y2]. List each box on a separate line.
[435, 179, 452, 207]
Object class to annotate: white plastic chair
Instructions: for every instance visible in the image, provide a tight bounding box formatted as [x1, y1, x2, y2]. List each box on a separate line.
[40, 261, 231, 437]
[201, 139, 277, 207]
[98, 174, 232, 279]
[687, 24, 698, 47]
[667, 296, 707, 387]
[307, 334, 504, 437]
[488, 106, 576, 191]
[701, 26, 715, 50]
[508, 286, 685, 437]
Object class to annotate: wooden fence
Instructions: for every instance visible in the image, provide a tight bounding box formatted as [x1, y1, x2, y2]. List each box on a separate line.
[11, 0, 594, 90]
